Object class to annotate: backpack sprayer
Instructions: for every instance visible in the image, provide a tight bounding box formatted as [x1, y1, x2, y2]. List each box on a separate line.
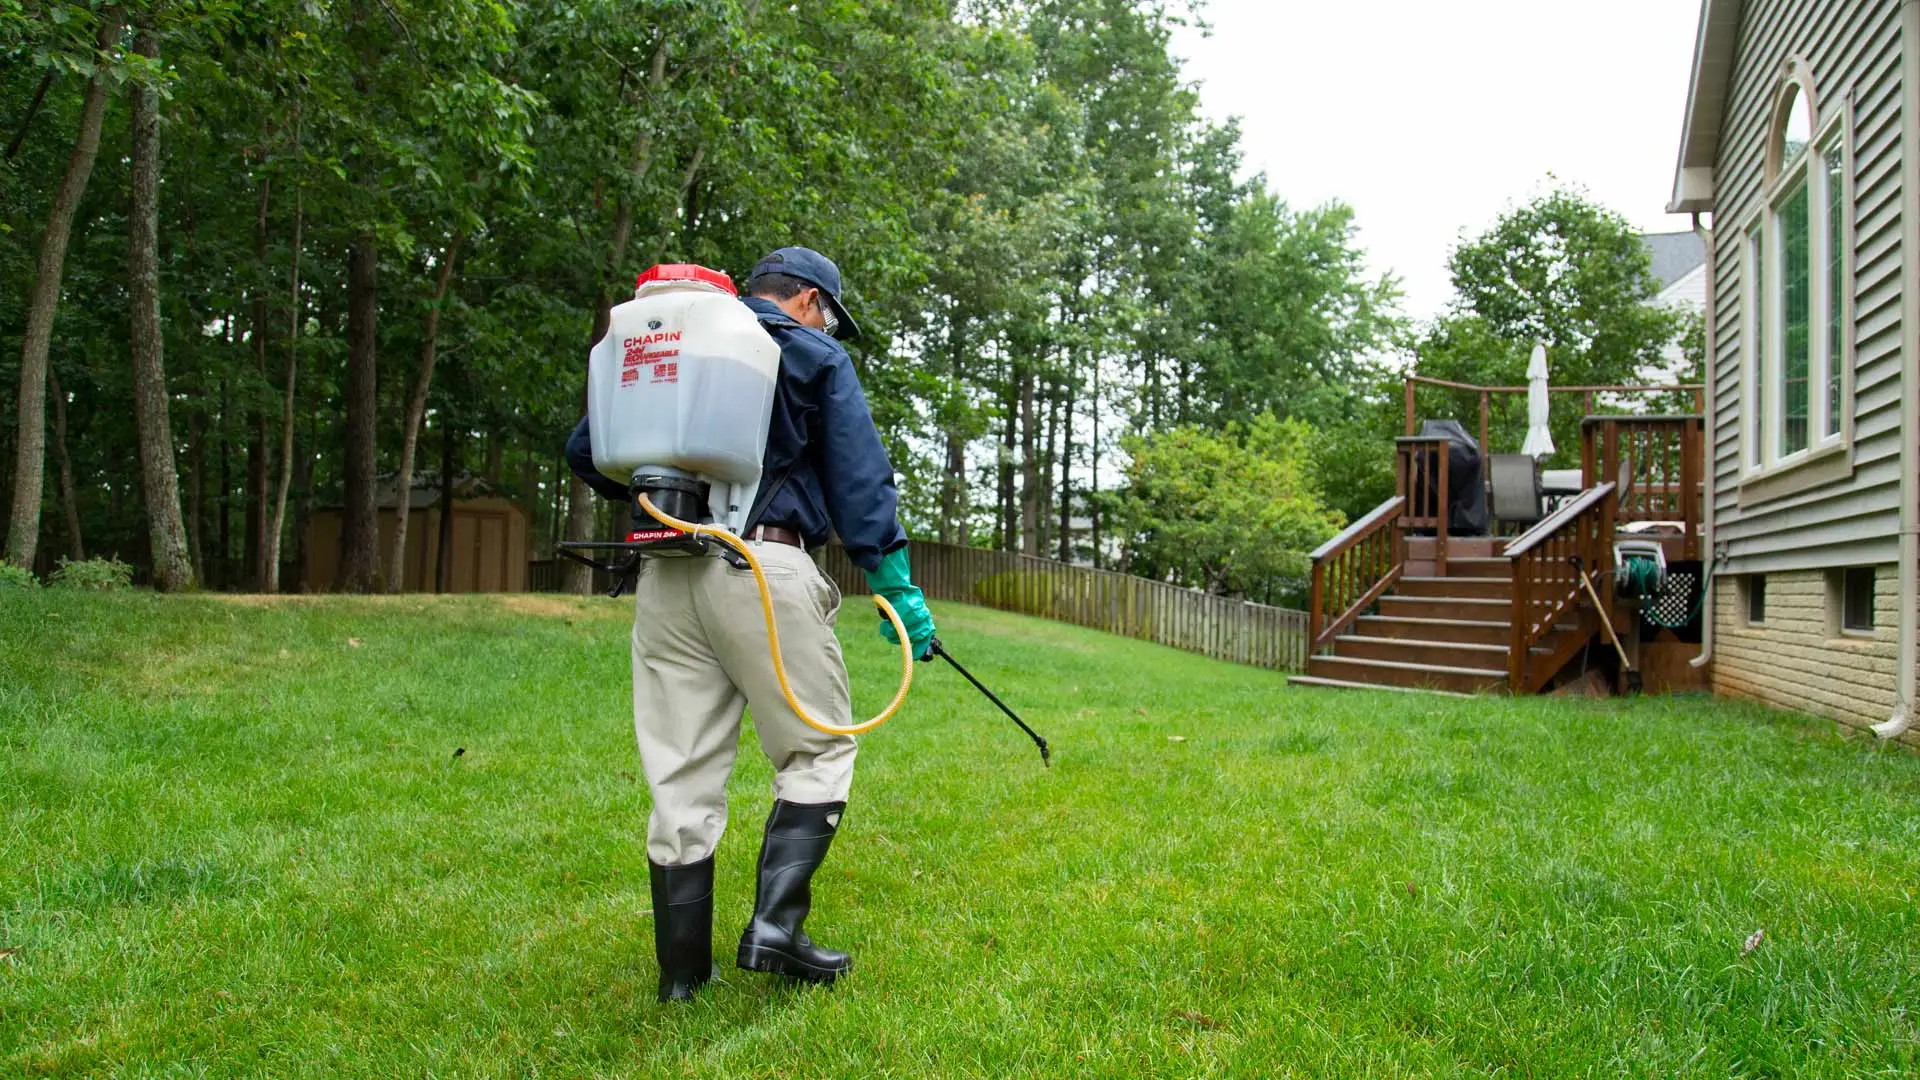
[559, 265, 1049, 761]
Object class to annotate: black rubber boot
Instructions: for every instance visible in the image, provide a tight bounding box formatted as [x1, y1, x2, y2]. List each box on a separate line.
[649, 856, 715, 1002]
[736, 800, 852, 983]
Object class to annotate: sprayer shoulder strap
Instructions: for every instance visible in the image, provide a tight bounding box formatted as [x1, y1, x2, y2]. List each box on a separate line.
[740, 309, 807, 534]
[743, 465, 793, 535]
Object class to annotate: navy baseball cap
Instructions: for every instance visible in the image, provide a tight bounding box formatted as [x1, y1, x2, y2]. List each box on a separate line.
[748, 246, 861, 341]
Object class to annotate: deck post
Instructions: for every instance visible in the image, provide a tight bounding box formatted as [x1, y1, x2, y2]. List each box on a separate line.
[1509, 559, 1528, 692]
[1435, 444, 1449, 577]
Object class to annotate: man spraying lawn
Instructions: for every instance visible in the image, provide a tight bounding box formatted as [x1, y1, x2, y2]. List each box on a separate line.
[565, 247, 937, 1002]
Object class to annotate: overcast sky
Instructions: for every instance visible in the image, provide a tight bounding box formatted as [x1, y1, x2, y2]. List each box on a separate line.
[1170, 0, 1704, 322]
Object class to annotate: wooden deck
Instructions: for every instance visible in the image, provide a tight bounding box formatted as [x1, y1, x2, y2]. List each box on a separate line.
[1298, 409, 1707, 697]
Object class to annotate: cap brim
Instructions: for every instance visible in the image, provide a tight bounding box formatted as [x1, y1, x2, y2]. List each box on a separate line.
[825, 293, 861, 342]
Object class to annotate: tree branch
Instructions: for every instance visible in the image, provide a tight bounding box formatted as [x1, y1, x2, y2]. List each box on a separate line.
[5, 70, 58, 161]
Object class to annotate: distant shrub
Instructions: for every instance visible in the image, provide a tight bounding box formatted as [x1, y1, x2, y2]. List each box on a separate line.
[0, 564, 39, 589]
[50, 557, 135, 591]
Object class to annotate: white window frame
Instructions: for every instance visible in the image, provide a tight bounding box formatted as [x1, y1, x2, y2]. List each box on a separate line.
[1815, 106, 1854, 450]
[1741, 221, 1765, 472]
[1742, 66, 1853, 480]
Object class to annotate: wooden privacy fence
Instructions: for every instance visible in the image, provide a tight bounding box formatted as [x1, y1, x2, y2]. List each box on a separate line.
[817, 540, 1309, 672]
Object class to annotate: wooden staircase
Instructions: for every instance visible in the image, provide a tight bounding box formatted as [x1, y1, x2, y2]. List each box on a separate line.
[1291, 547, 1596, 694]
[1290, 434, 1623, 697]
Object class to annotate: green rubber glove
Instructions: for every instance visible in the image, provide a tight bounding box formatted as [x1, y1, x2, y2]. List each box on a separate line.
[864, 547, 936, 659]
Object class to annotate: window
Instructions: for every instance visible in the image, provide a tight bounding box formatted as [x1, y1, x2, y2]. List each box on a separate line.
[1842, 567, 1874, 632]
[1778, 175, 1811, 454]
[1746, 575, 1767, 624]
[1746, 74, 1850, 473]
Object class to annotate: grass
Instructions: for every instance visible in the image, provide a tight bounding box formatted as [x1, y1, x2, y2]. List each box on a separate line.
[3, 588, 1919, 1078]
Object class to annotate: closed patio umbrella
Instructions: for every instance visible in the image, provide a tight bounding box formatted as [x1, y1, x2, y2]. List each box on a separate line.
[1521, 342, 1555, 458]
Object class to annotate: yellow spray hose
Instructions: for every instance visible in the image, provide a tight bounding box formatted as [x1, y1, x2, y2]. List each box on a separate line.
[636, 493, 913, 736]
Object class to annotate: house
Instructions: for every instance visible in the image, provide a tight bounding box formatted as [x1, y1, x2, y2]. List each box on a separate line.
[1645, 229, 1709, 311]
[1667, 0, 1918, 742]
[1642, 230, 1709, 383]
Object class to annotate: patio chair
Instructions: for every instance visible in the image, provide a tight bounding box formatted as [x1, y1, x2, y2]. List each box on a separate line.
[1488, 453, 1545, 532]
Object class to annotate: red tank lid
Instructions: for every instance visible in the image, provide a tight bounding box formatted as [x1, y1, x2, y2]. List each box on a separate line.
[636, 264, 737, 295]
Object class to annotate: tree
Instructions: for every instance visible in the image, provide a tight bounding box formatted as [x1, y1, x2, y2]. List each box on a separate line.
[125, 22, 194, 591]
[1112, 415, 1344, 605]
[6, 4, 123, 570]
[1414, 187, 1688, 462]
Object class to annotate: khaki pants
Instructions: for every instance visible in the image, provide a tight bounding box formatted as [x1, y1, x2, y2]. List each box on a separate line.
[630, 540, 856, 865]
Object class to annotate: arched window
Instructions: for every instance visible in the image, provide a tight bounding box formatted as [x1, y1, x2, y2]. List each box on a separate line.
[1748, 65, 1849, 471]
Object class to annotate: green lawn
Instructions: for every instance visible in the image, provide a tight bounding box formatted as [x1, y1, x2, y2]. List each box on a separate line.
[3, 589, 1919, 1078]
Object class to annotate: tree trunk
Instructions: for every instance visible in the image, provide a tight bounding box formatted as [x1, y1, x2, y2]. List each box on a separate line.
[563, 474, 596, 594]
[6, 6, 123, 570]
[188, 407, 205, 578]
[264, 181, 303, 593]
[4, 70, 58, 161]
[218, 378, 231, 588]
[292, 407, 318, 592]
[127, 28, 195, 593]
[484, 432, 502, 486]
[939, 308, 969, 545]
[998, 364, 1015, 552]
[1058, 373, 1075, 563]
[246, 177, 272, 589]
[1090, 344, 1102, 570]
[519, 437, 540, 543]
[645, 145, 705, 265]
[566, 43, 666, 596]
[339, 234, 380, 592]
[1042, 381, 1059, 560]
[562, 302, 614, 595]
[437, 419, 457, 594]
[384, 233, 463, 592]
[47, 366, 84, 561]
[1019, 367, 1039, 557]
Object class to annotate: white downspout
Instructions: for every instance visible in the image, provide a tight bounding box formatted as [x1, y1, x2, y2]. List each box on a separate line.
[1690, 210, 1718, 672]
[1873, 0, 1919, 741]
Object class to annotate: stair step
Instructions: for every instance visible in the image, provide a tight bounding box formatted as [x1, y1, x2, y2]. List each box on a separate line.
[1446, 557, 1511, 579]
[1306, 655, 1508, 694]
[1332, 635, 1508, 667]
[1353, 615, 1512, 647]
[1286, 675, 1473, 698]
[1397, 576, 1512, 600]
[1378, 595, 1512, 621]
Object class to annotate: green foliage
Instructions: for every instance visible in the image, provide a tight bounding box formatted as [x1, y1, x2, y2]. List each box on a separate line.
[3, 0, 1412, 580]
[0, 562, 38, 588]
[49, 555, 133, 590]
[1113, 414, 1344, 604]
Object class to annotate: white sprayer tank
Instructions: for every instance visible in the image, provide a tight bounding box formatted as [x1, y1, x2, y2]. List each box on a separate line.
[587, 264, 780, 534]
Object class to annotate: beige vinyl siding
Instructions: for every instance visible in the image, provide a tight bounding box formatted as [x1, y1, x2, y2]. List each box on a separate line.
[1712, 566, 1918, 747]
[1709, 0, 1906, 574]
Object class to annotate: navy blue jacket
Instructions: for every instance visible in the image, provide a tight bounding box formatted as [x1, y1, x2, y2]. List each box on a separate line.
[566, 296, 906, 571]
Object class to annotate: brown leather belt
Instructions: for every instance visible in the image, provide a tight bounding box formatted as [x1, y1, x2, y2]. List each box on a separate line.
[748, 525, 805, 549]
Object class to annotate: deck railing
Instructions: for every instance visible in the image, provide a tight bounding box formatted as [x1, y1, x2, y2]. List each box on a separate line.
[1307, 496, 1406, 652]
[1505, 482, 1615, 692]
[1395, 436, 1452, 575]
[1581, 415, 1704, 559]
[1403, 375, 1704, 458]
